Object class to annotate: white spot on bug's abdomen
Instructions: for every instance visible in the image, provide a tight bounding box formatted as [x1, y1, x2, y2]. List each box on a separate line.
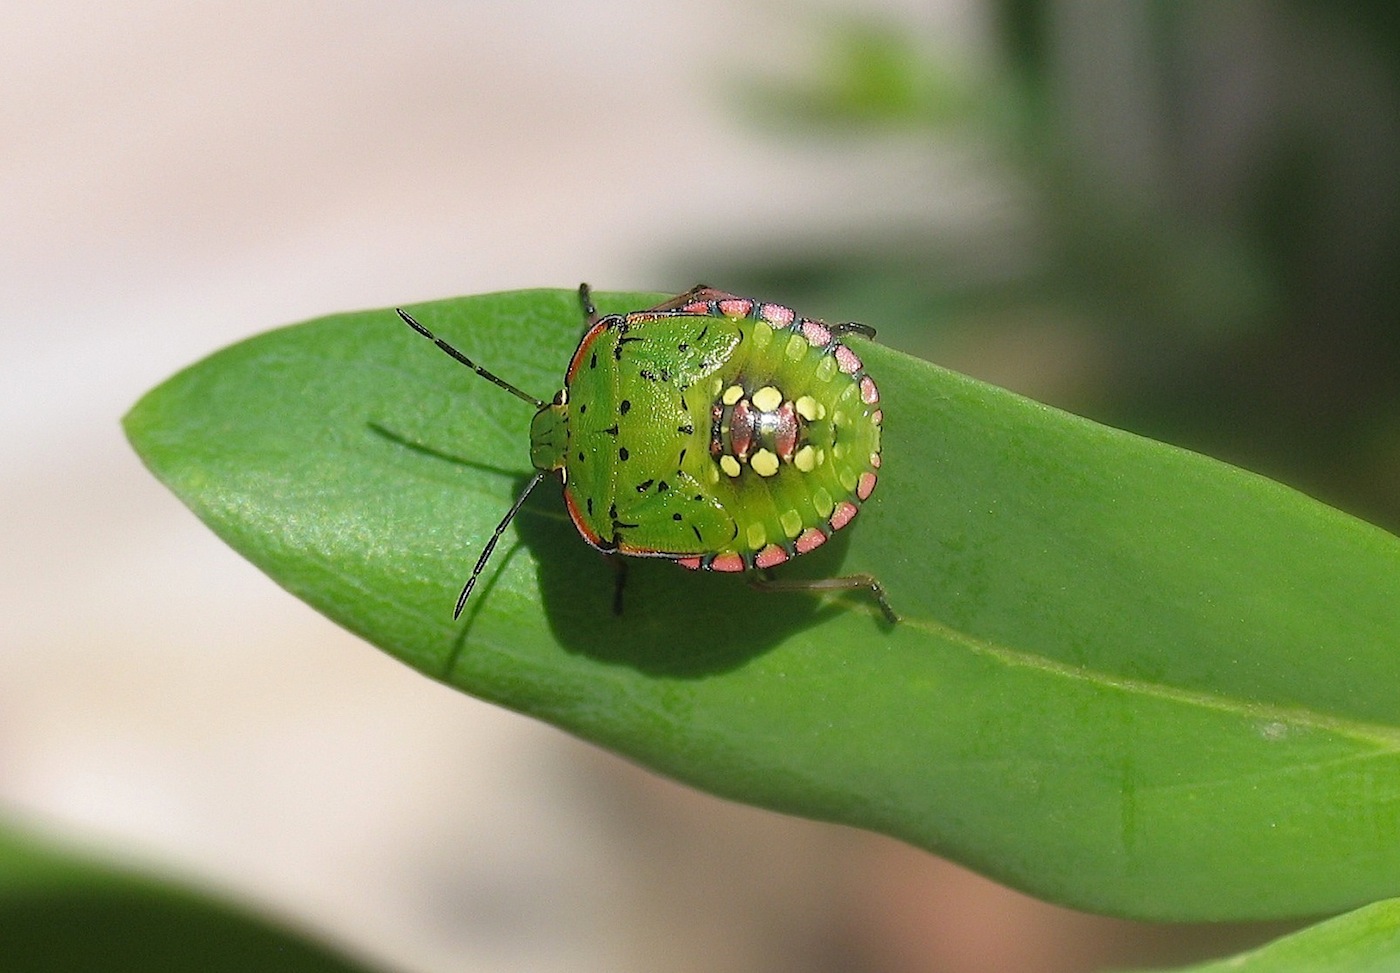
[751, 385, 782, 412]
[750, 448, 779, 477]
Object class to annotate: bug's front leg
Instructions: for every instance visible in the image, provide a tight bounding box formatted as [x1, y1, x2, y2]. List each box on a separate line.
[749, 570, 899, 625]
[578, 282, 600, 327]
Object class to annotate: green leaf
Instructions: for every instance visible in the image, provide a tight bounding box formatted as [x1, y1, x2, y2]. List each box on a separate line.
[1146, 900, 1400, 973]
[124, 288, 1400, 921]
[0, 821, 378, 971]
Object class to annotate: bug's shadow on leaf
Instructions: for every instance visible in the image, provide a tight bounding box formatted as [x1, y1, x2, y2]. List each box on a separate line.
[367, 421, 521, 480]
[511, 479, 860, 677]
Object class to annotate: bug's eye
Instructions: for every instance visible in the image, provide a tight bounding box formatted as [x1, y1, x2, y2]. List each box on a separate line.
[553, 389, 568, 406]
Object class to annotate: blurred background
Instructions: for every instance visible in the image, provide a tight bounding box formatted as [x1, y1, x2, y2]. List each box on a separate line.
[3, 1, 1398, 970]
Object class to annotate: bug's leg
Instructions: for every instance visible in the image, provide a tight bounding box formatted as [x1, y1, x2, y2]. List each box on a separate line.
[611, 556, 628, 616]
[750, 570, 899, 625]
[829, 321, 877, 340]
[578, 283, 599, 327]
[642, 284, 743, 312]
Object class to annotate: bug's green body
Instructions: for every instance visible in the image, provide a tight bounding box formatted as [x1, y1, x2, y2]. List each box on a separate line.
[399, 286, 893, 621]
[552, 293, 882, 572]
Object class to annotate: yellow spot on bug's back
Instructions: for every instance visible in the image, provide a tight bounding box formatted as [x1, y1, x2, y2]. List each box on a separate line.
[795, 395, 823, 421]
[746, 521, 766, 549]
[839, 383, 858, 402]
[710, 376, 724, 396]
[793, 445, 817, 472]
[780, 509, 803, 538]
[833, 442, 848, 459]
[815, 356, 837, 381]
[838, 467, 858, 491]
[751, 385, 782, 412]
[720, 455, 742, 477]
[816, 447, 827, 467]
[785, 333, 807, 361]
[813, 486, 834, 516]
[722, 384, 745, 406]
[706, 464, 721, 484]
[750, 448, 780, 477]
[750, 321, 773, 352]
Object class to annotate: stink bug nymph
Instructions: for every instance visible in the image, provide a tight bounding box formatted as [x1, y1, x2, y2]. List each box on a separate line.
[397, 285, 896, 624]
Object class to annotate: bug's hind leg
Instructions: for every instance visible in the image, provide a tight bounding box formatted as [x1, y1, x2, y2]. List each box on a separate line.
[829, 321, 877, 340]
[750, 570, 899, 625]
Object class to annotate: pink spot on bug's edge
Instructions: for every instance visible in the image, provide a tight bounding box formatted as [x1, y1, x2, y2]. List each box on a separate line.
[677, 556, 703, 570]
[857, 472, 877, 501]
[682, 301, 709, 314]
[871, 409, 883, 425]
[718, 299, 752, 319]
[870, 452, 881, 469]
[755, 544, 789, 569]
[795, 528, 827, 554]
[802, 320, 832, 346]
[830, 501, 858, 531]
[835, 345, 862, 374]
[710, 552, 746, 572]
[761, 303, 795, 327]
[860, 376, 879, 405]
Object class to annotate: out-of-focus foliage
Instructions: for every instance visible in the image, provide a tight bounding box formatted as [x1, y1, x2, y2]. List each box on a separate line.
[0, 822, 377, 973]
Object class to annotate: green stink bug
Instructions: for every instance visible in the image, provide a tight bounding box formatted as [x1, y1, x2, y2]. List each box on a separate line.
[398, 285, 895, 623]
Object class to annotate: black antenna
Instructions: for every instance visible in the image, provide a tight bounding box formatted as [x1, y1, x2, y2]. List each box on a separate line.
[396, 308, 546, 408]
[454, 470, 547, 618]
[396, 308, 553, 619]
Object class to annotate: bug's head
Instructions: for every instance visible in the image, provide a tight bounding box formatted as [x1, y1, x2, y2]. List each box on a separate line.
[528, 388, 569, 474]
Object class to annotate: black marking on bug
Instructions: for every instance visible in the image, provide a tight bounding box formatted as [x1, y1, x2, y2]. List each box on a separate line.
[678, 422, 694, 434]
[619, 399, 631, 415]
[586, 497, 594, 516]
[603, 423, 619, 436]
[578, 403, 587, 414]
[618, 446, 630, 461]
[691, 525, 703, 542]
[658, 480, 670, 492]
[589, 352, 598, 369]
[636, 478, 654, 493]
[614, 335, 644, 361]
